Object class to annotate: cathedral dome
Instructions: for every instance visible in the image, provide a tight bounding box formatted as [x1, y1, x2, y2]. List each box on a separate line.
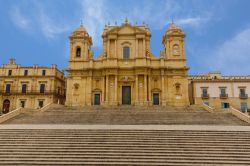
[164, 22, 185, 36]
[70, 24, 90, 38]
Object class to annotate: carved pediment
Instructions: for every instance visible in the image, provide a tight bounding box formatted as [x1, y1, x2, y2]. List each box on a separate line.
[119, 76, 134, 82]
[92, 88, 102, 92]
[106, 24, 148, 36]
[151, 88, 161, 92]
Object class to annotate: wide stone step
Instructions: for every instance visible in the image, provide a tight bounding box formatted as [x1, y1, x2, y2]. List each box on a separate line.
[1, 158, 250, 165]
[1, 152, 250, 159]
[1, 129, 250, 165]
[1, 139, 250, 144]
[0, 150, 250, 155]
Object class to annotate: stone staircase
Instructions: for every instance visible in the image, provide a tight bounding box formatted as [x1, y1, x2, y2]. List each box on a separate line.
[2, 104, 248, 125]
[0, 129, 250, 165]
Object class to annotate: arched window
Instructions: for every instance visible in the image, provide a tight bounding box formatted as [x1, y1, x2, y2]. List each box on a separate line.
[76, 47, 81, 57]
[123, 47, 130, 59]
[175, 83, 181, 94]
[173, 44, 179, 55]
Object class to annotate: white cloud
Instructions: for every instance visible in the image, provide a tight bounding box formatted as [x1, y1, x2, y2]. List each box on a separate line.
[9, 3, 70, 40]
[205, 27, 250, 75]
[38, 10, 70, 39]
[177, 17, 209, 28]
[10, 7, 31, 31]
[9, 0, 214, 46]
[79, 0, 213, 48]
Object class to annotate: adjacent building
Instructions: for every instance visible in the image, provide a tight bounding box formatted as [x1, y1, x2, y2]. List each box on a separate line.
[66, 19, 190, 107]
[189, 72, 250, 111]
[0, 59, 65, 113]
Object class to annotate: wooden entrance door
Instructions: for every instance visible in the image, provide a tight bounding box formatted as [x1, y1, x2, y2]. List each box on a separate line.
[153, 93, 159, 105]
[2, 99, 10, 113]
[94, 94, 100, 105]
[122, 86, 131, 105]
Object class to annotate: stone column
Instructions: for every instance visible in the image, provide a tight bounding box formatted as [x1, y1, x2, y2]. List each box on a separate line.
[106, 75, 109, 104]
[161, 71, 165, 106]
[148, 75, 151, 105]
[107, 39, 110, 58]
[135, 75, 138, 105]
[88, 76, 92, 106]
[144, 74, 147, 105]
[102, 76, 105, 104]
[114, 75, 118, 105]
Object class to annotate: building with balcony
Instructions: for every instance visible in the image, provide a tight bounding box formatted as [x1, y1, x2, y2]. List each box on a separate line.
[189, 72, 250, 111]
[0, 59, 65, 113]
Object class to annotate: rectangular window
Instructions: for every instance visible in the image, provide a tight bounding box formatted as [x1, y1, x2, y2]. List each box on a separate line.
[8, 70, 12, 76]
[5, 84, 11, 93]
[221, 102, 230, 109]
[201, 88, 209, 98]
[20, 101, 26, 108]
[42, 70, 46, 76]
[220, 88, 226, 95]
[240, 88, 246, 96]
[38, 100, 44, 108]
[240, 102, 248, 111]
[22, 84, 27, 93]
[220, 88, 228, 98]
[40, 84, 45, 93]
[123, 47, 130, 59]
[202, 88, 208, 95]
[24, 70, 28, 76]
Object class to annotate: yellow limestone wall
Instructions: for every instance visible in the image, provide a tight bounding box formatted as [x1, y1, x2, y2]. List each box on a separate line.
[66, 21, 190, 107]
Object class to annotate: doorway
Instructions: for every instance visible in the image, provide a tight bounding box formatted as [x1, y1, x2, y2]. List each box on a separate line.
[122, 86, 131, 105]
[2, 99, 10, 114]
[153, 93, 160, 105]
[94, 94, 101, 105]
[221, 102, 230, 109]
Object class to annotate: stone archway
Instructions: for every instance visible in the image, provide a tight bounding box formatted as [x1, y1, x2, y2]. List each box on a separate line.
[2, 99, 10, 114]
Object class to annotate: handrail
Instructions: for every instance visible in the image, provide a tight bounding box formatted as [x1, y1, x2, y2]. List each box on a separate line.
[202, 103, 215, 113]
[39, 102, 53, 112]
[0, 107, 23, 123]
[229, 106, 250, 124]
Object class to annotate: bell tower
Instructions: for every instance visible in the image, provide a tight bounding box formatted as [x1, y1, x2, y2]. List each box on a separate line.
[162, 22, 186, 60]
[69, 23, 92, 63]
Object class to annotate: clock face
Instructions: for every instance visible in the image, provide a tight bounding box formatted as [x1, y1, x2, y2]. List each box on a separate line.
[173, 49, 178, 55]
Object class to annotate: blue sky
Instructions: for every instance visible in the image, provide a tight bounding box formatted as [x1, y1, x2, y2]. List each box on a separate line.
[0, 0, 250, 75]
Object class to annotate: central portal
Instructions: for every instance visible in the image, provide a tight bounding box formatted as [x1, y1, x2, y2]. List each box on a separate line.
[122, 86, 131, 105]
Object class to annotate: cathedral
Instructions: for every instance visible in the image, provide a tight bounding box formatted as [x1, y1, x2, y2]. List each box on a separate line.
[65, 19, 190, 106]
[1, 19, 249, 112]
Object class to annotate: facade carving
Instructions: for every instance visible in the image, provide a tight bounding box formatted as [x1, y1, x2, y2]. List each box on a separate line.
[66, 20, 190, 106]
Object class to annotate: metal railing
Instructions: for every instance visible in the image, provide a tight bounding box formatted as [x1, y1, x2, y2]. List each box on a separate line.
[0, 90, 65, 97]
[201, 94, 209, 99]
[239, 94, 248, 99]
[220, 93, 228, 99]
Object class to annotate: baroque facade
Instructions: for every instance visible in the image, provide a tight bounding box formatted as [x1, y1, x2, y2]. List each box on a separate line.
[66, 19, 190, 107]
[189, 72, 250, 111]
[0, 59, 65, 113]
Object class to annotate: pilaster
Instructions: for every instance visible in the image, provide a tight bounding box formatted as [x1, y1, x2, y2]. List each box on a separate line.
[135, 75, 139, 105]
[105, 75, 109, 104]
[144, 74, 148, 105]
